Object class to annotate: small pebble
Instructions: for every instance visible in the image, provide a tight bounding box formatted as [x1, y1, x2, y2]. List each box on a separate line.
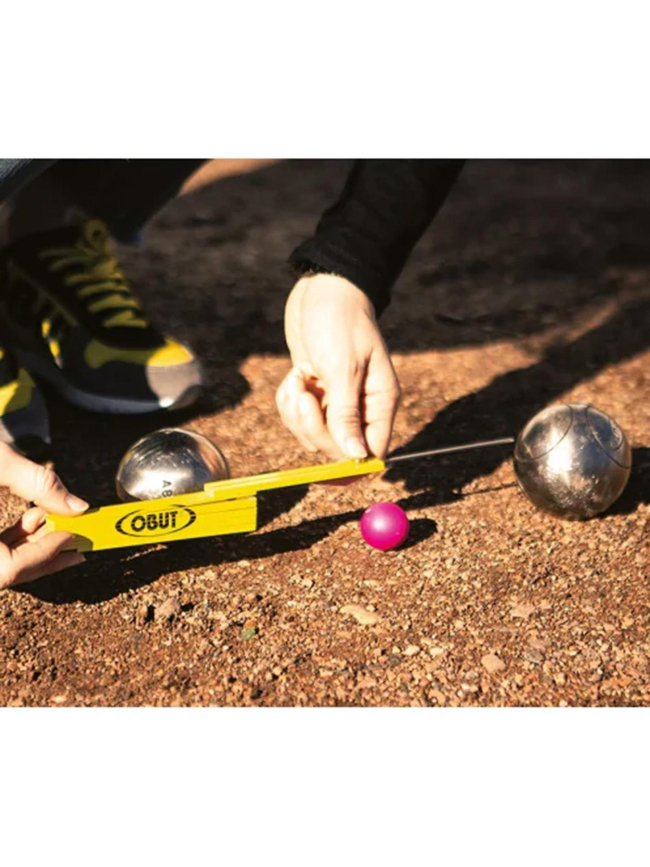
[339, 604, 380, 626]
[155, 597, 182, 623]
[135, 603, 152, 629]
[481, 653, 506, 674]
[510, 602, 535, 620]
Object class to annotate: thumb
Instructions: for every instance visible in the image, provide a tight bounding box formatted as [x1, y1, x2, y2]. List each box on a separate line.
[326, 369, 368, 459]
[0, 444, 88, 516]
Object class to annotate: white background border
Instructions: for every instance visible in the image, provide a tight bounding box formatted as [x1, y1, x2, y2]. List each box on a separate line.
[2, 1, 649, 862]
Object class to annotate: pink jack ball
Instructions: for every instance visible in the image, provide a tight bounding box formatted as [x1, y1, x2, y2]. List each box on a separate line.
[360, 502, 410, 551]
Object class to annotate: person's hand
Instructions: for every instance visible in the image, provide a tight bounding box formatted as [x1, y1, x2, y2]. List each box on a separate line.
[0, 443, 88, 590]
[277, 274, 401, 461]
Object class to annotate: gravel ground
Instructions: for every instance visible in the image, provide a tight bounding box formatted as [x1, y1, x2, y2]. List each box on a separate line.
[1, 158, 649, 707]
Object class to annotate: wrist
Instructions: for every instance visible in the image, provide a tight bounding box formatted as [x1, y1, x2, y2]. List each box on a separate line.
[290, 273, 377, 319]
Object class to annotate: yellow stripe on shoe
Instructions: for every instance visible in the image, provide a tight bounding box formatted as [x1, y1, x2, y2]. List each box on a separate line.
[0, 367, 36, 415]
[84, 337, 195, 370]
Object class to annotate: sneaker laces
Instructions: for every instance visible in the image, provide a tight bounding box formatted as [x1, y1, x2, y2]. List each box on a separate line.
[37, 219, 149, 329]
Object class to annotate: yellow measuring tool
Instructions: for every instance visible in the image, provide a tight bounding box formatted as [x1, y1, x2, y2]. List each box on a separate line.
[46, 457, 386, 552]
[45, 435, 515, 553]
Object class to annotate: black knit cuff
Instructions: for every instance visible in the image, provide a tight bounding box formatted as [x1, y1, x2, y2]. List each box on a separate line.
[289, 240, 392, 317]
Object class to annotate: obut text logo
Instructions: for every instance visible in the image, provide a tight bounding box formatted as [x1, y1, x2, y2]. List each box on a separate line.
[115, 506, 196, 538]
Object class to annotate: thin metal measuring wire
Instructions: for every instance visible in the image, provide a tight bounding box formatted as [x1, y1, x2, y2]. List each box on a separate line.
[385, 437, 515, 465]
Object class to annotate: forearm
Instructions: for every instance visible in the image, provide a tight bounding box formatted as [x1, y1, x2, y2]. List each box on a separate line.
[290, 159, 465, 315]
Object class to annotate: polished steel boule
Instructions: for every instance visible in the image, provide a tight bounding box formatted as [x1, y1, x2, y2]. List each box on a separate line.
[115, 428, 230, 502]
[514, 403, 632, 520]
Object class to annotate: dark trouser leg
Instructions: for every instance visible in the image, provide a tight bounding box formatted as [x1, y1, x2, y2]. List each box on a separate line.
[2, 159, 205, 244]
[0, 159, 57, 201]
[49, 159, 206, 242]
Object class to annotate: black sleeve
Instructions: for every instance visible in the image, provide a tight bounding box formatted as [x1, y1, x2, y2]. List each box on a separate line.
[290, 159, 465, 316]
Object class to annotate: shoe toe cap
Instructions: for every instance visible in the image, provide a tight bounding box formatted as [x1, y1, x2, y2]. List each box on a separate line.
[146, 357, 205, 410]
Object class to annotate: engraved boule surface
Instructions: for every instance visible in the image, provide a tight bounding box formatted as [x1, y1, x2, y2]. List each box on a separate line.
[115, 428, 230, 502]
[514, 403, 632, 520]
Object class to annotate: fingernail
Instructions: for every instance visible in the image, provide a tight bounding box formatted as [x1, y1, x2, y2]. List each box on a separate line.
[65, 494, 89, 513]
[345, 437, 368, 459]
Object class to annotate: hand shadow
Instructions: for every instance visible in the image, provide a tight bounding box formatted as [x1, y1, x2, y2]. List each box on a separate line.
[386, 296, 650, 513]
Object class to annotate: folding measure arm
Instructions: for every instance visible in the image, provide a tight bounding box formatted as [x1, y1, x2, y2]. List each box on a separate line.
[46, 457, 386, 552]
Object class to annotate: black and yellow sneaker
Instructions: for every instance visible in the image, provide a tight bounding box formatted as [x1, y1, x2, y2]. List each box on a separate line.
[0, 219, 204, 414]
[0, 342, 50, 450]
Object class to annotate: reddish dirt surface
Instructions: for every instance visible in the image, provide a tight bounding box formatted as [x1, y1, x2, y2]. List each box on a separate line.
[1, 159, 649, 707]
